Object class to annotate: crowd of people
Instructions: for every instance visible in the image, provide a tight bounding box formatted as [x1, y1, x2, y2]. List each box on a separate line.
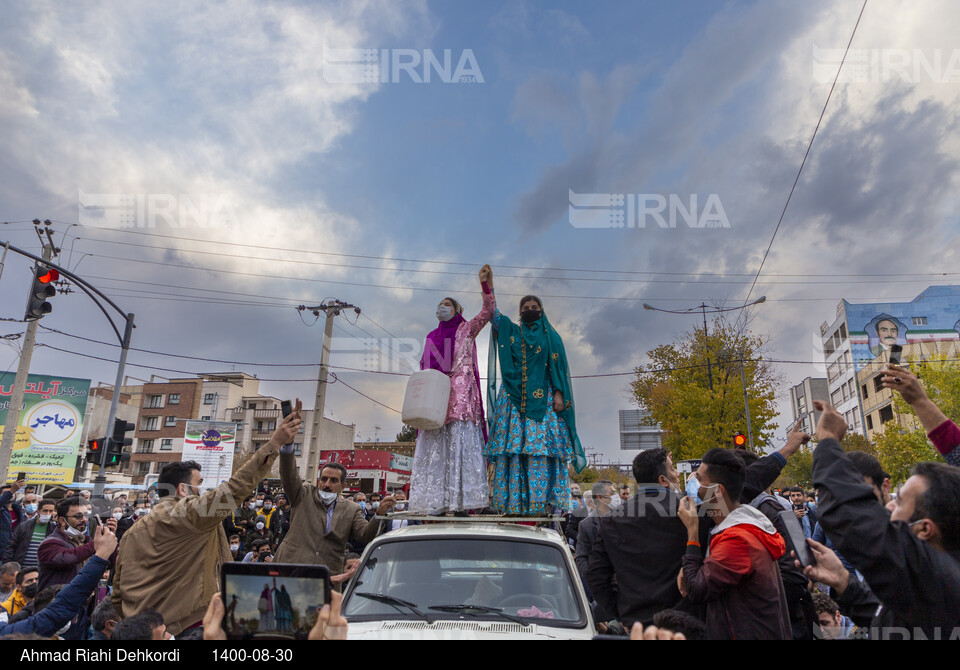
[0, 265, 958, 641]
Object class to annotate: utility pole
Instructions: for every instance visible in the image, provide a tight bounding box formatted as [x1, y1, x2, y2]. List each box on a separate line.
[740, 354, 755, 451]
[298, 299, 359, 480]
[0, 221, 55, 483]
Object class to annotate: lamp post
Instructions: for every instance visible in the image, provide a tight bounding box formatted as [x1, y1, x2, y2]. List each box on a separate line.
[643, 297, 766, 449]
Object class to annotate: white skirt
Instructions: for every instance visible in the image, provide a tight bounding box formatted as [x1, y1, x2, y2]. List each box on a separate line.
[408, 419, 489, 514]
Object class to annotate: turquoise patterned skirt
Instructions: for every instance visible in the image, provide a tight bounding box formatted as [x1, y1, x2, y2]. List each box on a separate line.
[484, 386, 572, 516]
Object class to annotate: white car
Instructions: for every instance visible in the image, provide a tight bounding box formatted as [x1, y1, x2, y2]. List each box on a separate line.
[342, 521, 595, 640]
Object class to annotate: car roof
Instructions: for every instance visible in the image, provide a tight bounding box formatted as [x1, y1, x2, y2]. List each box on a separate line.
[369, 521, 567, 546]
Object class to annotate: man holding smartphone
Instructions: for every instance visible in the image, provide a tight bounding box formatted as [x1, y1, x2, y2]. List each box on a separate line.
[274, 400, 396, 589]
[112, 410, 301, 636]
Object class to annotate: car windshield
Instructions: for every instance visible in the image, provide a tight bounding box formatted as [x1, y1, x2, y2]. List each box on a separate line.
[343, 538, 583, 625]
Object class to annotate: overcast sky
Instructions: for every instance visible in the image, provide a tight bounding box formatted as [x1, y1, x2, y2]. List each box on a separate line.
[2, 0, 959, 464]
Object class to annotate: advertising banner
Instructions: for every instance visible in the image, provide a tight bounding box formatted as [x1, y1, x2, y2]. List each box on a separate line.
[1, 374, 90, 485]
[183, 420, 237, 490]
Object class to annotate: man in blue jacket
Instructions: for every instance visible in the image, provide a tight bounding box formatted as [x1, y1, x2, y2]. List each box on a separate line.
[0, 524, 116, 638]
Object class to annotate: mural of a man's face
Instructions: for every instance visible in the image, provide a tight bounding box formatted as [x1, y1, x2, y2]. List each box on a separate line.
[876, 319, 898, 349]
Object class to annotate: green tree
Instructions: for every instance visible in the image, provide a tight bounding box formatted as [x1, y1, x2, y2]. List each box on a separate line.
[873, 426, 939, 486]
[631, 317, 781, 461]
[396, 424, 417, 442]
[842, 432, 876, 457]
[774, 447, 814, 491]
[570, 467, 600, 485]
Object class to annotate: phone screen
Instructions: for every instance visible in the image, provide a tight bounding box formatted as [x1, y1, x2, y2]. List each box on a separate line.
[778, 511, 816, 568]
[281, 400, 293, 419]
[221, 563, 331, 640]
[889, 344, 903, 366]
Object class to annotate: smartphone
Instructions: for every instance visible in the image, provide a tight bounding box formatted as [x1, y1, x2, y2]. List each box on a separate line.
[281, 400, 293, 418]
[778, 510, 816, 568]
[220, 562, 331, 640]
[17, 472, 25, 482]
[889, 344, 903, 366]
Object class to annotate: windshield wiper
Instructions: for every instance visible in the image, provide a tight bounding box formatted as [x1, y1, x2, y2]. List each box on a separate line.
[429, 604, 530, 627]
[355, 592, 434, 623]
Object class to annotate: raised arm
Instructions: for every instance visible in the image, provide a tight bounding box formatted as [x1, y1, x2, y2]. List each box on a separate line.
[183, 411, 299, 531]
[465, 265, 496, 340]
[883, 364, 960, 466]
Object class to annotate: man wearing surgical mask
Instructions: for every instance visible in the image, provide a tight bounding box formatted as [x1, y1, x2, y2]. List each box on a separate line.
[5, 498, 56, 566]
[38, 497, 115, 591]
[275, 413, 397, 590]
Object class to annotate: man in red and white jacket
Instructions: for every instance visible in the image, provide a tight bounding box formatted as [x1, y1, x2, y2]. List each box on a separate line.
[677, 448, 790, 640]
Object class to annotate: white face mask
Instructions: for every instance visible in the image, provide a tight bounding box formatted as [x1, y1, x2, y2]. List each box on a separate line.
[255, 500, 264, 507]
[318, 490, 338, 505]
[609, 494, 623, 510]
[229, 544, 240, 552]
[248, 502, 256, 510]
[263, 504, 272, 511]
[436, 305, 455, 321]
[255, 522, 265, 530]
[38, 514, 53, 524]
[63, 524, 83, 538]
[112, 513, 123, 521]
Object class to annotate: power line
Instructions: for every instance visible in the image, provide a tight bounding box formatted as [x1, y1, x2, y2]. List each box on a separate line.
[741, 0, 870, 309]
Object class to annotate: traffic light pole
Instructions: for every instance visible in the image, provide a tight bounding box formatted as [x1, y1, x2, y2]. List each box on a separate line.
[92, 313, 135, 500]
[0, 242, 53, 484]
[740, 354, 754, 451]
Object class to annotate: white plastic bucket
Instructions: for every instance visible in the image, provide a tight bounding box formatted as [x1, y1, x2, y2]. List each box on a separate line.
[402, 369, 451, 430]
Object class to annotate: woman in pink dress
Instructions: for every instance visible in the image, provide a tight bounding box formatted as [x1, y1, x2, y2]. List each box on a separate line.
[408, 264, 495, 514]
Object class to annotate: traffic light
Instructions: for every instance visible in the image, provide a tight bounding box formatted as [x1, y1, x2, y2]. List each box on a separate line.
[106, 419, 135, 467]
[87, 438, 104, 466]
[24, 264, 60, 320]
[733, 432, 747, 448]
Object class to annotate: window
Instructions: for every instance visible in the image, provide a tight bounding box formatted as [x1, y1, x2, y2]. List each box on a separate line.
[146, 395, 164, 409]
[879, 405, 894, 424]
[839, 323, 847, 339]
[823, 338, 836, 357]
[137, 462, 152, 477]
[873, 376, 884, 393]
[204, 393, 215, 405]
[201, 416, 211, 421]
[164, 416, 177, 428]
[294, 443, 302, 456]
[168, 393, 180, 405]
[827, 363, 839, 383]
[912, 316, 927, 326]
[143, 416, 159, 431]
[138, 439, 155, 454]
[866, 414, 874, 430]
[861, 384, 869, 400]
[831, 388, 843, 405]
[160, 439, 173, 451]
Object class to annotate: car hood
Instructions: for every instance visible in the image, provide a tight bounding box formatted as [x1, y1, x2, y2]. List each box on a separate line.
[347, 619, 595, 640]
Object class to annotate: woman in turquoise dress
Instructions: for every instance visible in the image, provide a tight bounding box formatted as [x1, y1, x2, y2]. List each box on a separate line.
[485, 295, 586, 516]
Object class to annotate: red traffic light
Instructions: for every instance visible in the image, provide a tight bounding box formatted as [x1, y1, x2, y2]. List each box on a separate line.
[733, 433, 747, 447]
[38, 268, 59, 284]
[88, 439, 102, 452]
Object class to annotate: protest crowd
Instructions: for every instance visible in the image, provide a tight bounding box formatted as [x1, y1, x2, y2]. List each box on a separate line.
[0, 269, 959, 641]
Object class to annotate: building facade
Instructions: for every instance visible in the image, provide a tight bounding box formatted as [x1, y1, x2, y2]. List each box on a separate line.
[819, 286, 960, 441]
[618, 409, 664, 453]
[787, 377, 829, 436]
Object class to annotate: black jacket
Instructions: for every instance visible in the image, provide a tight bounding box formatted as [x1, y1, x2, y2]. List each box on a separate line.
[586, 487, 710, 628]
[574, 515, 601, 576]
[3, 516, 55, 564]
[814, 437, 960, 639]
[0, 490, 23, 562]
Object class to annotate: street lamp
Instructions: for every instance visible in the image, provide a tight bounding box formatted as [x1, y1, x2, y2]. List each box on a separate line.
[643, 297, 767, 449]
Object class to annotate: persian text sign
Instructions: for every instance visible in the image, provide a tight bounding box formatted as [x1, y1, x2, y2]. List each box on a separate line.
[183, 421, 237, 490]
[1, 373, 90, 485]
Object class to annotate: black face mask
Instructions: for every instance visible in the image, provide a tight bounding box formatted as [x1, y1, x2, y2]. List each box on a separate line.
[520, 309, 542, 323]
[21, 583, 38, 599]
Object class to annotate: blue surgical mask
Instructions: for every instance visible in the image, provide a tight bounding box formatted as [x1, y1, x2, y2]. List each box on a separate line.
[24, 503, 38, 515]
[359, 502, 367, 511]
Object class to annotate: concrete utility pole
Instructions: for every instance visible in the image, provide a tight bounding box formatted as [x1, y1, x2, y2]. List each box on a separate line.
[298, 299, 359, 480]
[0, 223, 55, 483]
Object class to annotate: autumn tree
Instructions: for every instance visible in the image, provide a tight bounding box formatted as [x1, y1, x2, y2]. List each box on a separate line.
[631, 317, 781, 461]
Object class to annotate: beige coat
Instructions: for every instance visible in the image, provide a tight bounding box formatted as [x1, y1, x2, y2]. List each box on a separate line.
[111, 446, 277, 635]
[273, 452, 381, 577]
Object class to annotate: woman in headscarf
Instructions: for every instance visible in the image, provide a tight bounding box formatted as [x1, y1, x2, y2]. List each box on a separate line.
[485, 295, 586, 516]
[408, 264, 495, 514]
